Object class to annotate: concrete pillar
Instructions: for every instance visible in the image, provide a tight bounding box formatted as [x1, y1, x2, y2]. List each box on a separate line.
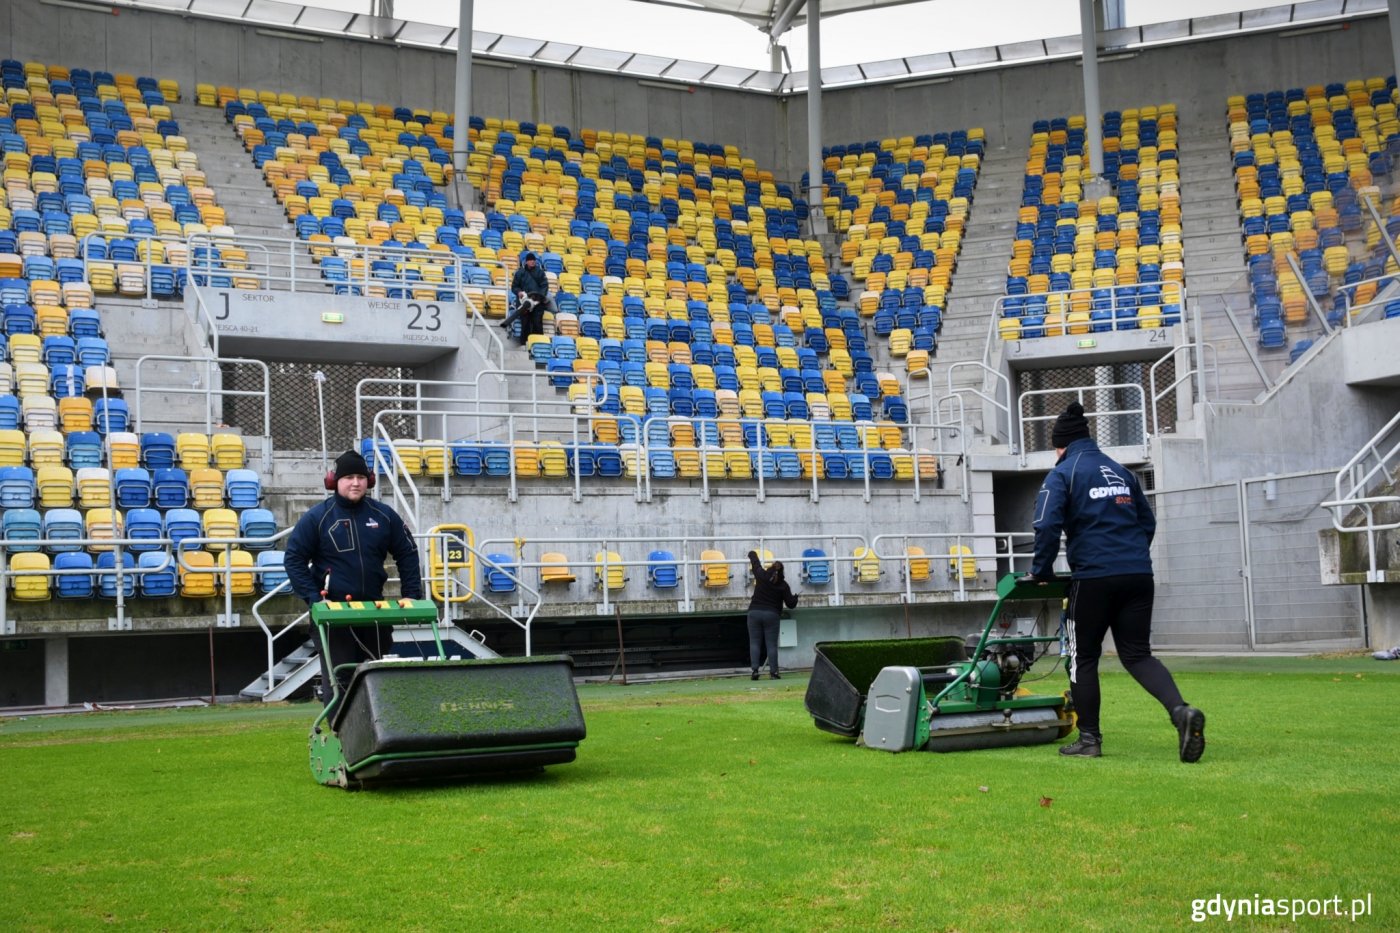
[452, 0, 475, 203]
[806, 0, 826, 235]
[1079, 0, 1105, 185]
[45, 635, 69, 707]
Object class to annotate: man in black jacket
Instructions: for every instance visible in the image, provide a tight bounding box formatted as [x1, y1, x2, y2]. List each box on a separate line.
[1032, 402, 1204, 762]
[285, 450, 424, 710]
[500, 251, 555, 343]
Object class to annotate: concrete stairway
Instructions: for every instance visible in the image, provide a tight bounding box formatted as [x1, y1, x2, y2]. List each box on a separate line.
[1175, 117, 1278, 403]
[935, 144, 1028, 435]
[172, 101, 295, 240]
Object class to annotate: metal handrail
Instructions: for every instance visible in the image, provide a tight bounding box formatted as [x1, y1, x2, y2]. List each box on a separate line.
[0, 528, 291, 635]
[133, 354, 273, 462]
[946, 359, 1014, 451]
[476, 532, 877, 612]
[1018, 382, 1149, 465]
[870, 531, 1036, 603]
[1147, 341, 1217, 437]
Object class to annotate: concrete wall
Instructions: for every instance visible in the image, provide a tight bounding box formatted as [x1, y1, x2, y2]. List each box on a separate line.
[1198, 327, 1400, 485]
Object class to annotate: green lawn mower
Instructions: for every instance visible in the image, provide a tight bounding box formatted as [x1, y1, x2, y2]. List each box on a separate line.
[805, 574, 1074, 753]
[307, 599, 586, 788]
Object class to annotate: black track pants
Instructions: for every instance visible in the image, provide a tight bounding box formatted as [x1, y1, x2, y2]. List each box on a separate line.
[1065, 574, 1185, 739]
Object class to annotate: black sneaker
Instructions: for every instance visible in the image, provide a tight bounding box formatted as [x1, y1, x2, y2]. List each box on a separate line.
[750, 670, 760, 681]
[1171, 705, 1206, 763]
[1059, 734, 1102, 757]
[769, 672, 781, 680]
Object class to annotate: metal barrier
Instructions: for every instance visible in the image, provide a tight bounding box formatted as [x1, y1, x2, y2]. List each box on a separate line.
[133, 354, 273, 464]
[870, 531, 1035, 603]
[1017, 382, 1149, 465]
[1147, 342, 1217, 437]
[990, 282, 1190, 340]
[1151, 472, 1364, 649]
[1321, 410, 1400, 583]
[475, 532, 881, 613]
[0, 529, 289, 636]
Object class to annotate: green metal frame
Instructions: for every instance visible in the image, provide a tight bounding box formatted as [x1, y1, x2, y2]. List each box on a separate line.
[307, 598, 444, 786]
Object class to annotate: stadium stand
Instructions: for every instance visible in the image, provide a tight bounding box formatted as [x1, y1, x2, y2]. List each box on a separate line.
[999, 106, 1186, 340]
[1228, 77, 1400, 356]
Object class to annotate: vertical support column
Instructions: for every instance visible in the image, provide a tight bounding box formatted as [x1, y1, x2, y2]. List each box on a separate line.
[1079, 0, 1104, 184]
[453, 0, 476, 205]
[1391, 0, 1400, 104]
[806, 0, 826, 235]
[45, 636, 69, 708]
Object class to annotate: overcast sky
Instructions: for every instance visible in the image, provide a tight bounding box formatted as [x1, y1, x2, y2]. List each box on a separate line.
[293, 0, 1282, 70]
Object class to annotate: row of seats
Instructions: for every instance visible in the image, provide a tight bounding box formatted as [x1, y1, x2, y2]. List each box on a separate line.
[1, 504, 274, 551]
[482, 544, 972, 594]
[0, 465, 262, 510]
[10, 548, 286, 601]
[364, 429, 938, 482]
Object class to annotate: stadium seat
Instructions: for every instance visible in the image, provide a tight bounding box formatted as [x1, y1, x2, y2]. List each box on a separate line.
[179, 550, 218, 598]
[539, 551, 576, 585]
[139, 551, 178, 598]
[851, 546, 881, 583]
[483, 552, 518, 594]
[10, 551, 52, 600]
[97, 551, 137, 599]
[699, 548, 730, 588]
[593, 550, 626, 591]
[54, 551, 95, 599]
[646, 549, 679, 589]
[256, 551, 289, 595]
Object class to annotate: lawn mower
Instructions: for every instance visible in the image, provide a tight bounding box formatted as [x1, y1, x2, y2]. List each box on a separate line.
[805, 574, 1074, 752]
[307, 598, 586, 788]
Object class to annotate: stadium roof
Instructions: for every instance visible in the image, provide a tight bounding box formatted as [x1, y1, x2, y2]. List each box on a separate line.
[113, 0, 1390, 92]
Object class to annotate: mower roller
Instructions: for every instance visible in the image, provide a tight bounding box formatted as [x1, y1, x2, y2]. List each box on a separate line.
[307, 599, 586, 788]
[805, 574, 1074, 753]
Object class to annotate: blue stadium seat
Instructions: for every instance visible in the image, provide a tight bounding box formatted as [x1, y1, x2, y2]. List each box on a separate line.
[138, 551, 177, 598]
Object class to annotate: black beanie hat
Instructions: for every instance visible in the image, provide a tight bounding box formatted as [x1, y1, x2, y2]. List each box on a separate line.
[333, 449, 370, 481]
[1051, 402, 1091, 448]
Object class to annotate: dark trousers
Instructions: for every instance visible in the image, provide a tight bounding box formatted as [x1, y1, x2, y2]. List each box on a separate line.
[501, 295, 555, 341]
[317, 623, 393, 716]
[1065, 574, 1185, 739]
[747, 609, 781, 674]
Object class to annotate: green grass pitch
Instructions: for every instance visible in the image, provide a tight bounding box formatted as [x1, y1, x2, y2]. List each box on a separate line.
[2, 656, 1397, 931]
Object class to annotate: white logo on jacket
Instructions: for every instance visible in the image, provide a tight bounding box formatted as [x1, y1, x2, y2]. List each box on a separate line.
[1089, 464, 1131, 500]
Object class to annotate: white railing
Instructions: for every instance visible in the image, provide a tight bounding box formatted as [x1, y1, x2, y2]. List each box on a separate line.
[991, 282, 1189, 341]
[0, 530, 289, 636]
[1147, 342, 1217, 438]
[1321, 409, 1400, 583]
[870, 531, 1036, 603]
[1018, 382, 1149, 466]
[133, 354, 273, 464]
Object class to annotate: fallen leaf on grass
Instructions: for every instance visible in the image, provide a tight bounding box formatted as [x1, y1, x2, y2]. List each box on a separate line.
[977, 786, 989, 793]
[1039, 796, 1053, 808]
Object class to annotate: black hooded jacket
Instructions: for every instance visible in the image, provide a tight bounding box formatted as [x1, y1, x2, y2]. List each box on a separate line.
[748, 551, 799, 614]
[510, 253, 550, 298]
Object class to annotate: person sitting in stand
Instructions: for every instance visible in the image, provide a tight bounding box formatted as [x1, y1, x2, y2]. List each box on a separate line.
[499, 251, 556, 344]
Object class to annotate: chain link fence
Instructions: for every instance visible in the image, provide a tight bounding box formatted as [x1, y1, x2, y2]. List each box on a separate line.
[1150, 472, 1363, 649]
[1017, 360, 1175, 453]
[222, 361, 416, 453]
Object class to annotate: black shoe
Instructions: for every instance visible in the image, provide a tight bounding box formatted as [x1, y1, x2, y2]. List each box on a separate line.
[750, 671, 760, 681]
[1171, 704, 1206, 763]
[769, 672, 781, 680]
[1059, 734, 1102, 758]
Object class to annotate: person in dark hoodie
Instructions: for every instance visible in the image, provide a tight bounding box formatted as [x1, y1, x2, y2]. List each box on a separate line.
[285, 450, 424, 711]
[500, 251, 555, 343]
[1031, 402, 1205, 762]
[747, 550, 799, 680]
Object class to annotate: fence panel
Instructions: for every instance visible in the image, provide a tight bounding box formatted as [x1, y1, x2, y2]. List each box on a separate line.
[1151, 483, 1249, 648]
[1245, 472, 1364, 647]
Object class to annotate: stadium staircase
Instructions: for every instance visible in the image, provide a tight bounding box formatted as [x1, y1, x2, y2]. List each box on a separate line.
[936, 142, 1025, 436]
[172, 102, 298, 241]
